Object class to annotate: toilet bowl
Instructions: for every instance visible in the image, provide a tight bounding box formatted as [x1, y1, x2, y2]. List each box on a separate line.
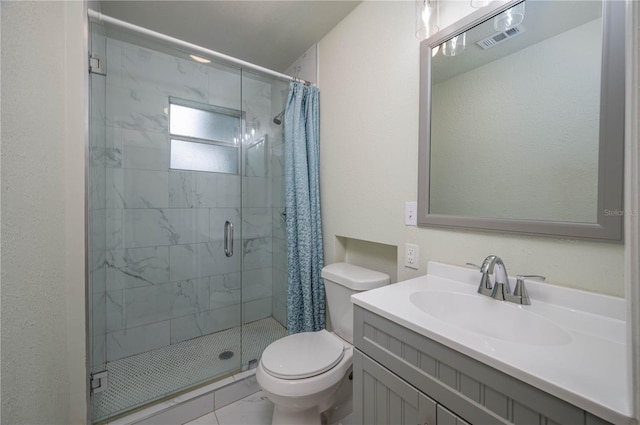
[256, 330, 353, 425]
[256, 263, 390, 425]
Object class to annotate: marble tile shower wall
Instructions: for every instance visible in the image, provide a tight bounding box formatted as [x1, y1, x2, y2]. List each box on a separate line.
[93, 37, 282, 362]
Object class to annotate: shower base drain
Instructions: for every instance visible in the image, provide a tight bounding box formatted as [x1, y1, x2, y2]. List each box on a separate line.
[218, 350, 234, 360]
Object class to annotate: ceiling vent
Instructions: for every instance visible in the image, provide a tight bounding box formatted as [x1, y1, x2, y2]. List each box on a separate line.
[476, 25, 526, 50]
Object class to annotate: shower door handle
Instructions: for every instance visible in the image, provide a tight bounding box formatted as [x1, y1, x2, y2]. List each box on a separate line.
[224, 221, 234, 257]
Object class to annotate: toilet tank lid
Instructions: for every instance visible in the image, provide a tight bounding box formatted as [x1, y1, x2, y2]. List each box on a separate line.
[321, 263, 390, 291]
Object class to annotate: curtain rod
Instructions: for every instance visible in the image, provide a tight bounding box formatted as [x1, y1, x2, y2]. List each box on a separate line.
[87, 9, 313, 86]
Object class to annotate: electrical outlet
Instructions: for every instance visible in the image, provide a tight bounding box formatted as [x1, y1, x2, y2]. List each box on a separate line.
[405, 243, 419, 269]
[405, 202, 417, 226]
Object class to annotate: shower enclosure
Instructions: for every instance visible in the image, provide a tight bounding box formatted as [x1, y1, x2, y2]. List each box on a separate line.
[88, 19, 288, 422]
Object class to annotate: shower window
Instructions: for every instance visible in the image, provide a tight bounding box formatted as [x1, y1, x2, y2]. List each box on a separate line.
[169, 97, 242, 174]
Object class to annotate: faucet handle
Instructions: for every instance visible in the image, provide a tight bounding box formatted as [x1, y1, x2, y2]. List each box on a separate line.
[513, 275, 546, 305]
[515, 274, 546, 284]
[466, 262, 482, 270]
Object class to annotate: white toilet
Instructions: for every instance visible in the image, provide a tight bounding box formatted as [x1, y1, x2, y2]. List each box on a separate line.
[256, 263, 390, 425]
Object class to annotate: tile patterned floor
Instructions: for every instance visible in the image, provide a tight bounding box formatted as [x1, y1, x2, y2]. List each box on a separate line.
[185, 391, 354, 425]
[186, 392, 273, 425]
[93, 318, 286, 423]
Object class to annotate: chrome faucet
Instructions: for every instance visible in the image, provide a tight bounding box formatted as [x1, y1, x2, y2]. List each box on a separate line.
[468, 255, 545, 305]
[479, 255, 510, 300]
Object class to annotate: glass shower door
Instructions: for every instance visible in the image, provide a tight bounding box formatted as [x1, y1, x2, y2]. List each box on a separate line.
[88, 21, 108, 379]
[88, 17, 291, 423]
[88, 22, 245, 422]
[239, 71, 288, 368]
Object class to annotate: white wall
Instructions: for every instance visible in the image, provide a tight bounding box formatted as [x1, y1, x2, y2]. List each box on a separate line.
[65, 3, 90, 422]
[1, 1, 88, 424]
[317, 1, 625, 297]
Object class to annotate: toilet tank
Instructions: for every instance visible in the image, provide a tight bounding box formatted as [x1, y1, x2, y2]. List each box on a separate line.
[322, 263, 390, 344]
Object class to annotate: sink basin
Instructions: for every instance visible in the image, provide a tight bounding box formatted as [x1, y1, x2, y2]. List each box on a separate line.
[409, 290, 571, 346]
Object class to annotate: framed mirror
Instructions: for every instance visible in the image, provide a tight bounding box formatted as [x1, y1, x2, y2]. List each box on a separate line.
[417, 0, 625, 241]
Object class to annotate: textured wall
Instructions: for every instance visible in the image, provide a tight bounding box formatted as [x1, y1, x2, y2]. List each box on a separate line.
[318, 1, 625, 297]
[1, 1, 87, 423]
[64, 3, 91, 423]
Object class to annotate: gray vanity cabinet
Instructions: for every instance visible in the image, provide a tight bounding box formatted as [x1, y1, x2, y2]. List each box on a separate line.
[437, 405, 471, 425]
[353, 349, 470, 425]
[353, 349, 437, 424]
[352, 305, 613, 425]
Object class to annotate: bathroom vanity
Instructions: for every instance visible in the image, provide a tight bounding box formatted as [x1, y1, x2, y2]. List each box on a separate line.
[350, 262, 633, 425]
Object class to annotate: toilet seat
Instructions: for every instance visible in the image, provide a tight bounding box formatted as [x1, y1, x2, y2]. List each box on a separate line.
[256, 343, 353, 399]
[261, 330, 345, 380]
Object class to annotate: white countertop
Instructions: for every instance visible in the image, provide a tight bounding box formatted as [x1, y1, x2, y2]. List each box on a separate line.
[351, 261, 633, 425]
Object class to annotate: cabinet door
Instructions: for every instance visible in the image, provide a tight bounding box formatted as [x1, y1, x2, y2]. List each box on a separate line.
[354, 349, 437, 425]
[437, 405, 471, 425]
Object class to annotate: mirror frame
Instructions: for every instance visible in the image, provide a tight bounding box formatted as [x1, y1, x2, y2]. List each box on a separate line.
[417, 0, 625, 242]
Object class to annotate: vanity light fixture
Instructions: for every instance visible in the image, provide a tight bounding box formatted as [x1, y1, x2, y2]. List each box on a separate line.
[494, 2, 525, 32]
[416, 0, 439, 40]
[189, 54, 211, 64]
[442, 32, 466, 56]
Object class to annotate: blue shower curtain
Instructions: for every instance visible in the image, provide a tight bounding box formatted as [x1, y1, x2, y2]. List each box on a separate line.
[284, 82, 325, 334]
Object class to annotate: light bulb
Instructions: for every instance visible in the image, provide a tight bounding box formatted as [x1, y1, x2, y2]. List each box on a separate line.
[422, 4, 431, 30]
[416, 0, 439, 40]
[494, 2, 525, 32]
[189, 54, 211, 64]
[442, 33, 466, 57]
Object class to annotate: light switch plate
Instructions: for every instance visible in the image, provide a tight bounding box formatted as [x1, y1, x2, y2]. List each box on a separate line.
[405, 202, 417, 226]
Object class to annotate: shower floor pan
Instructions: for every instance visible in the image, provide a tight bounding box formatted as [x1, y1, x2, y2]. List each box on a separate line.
[92, 317, 286, 423]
